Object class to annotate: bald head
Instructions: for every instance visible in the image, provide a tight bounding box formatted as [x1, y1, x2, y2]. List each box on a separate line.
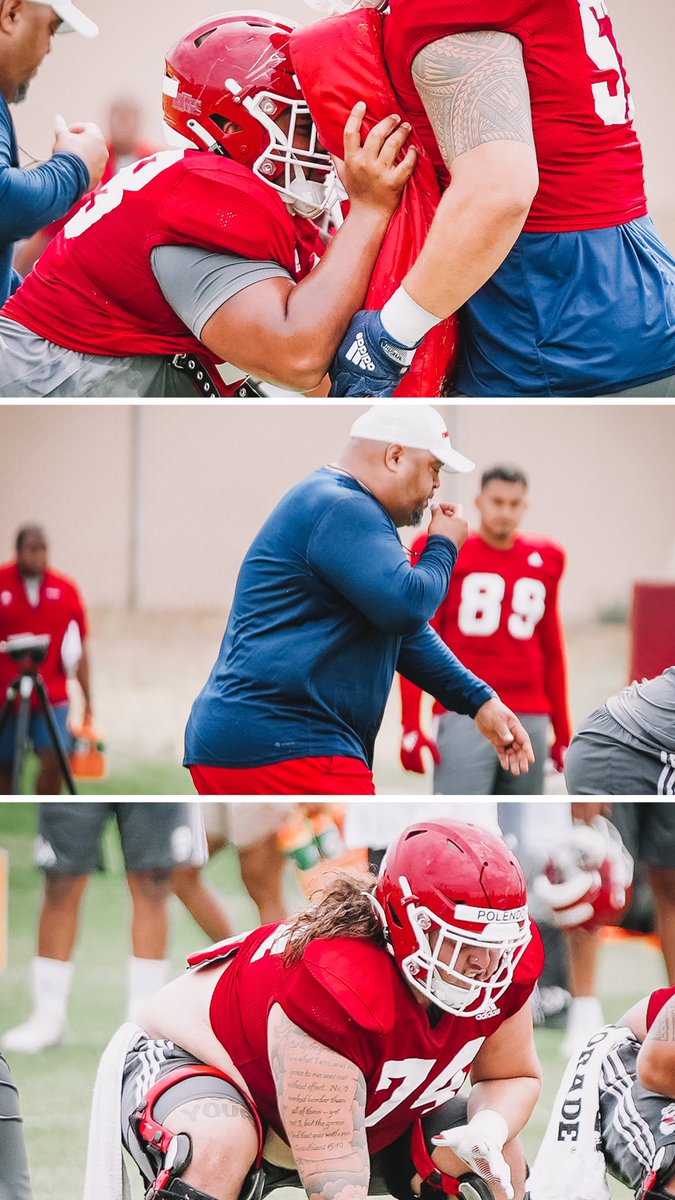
[15, 524, 47, 577]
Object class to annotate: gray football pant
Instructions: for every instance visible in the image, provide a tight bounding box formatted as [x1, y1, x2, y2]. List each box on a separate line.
[0, 1054, 33, 1200]
[611, 373, 675, 396]
[433, 712, 550, 795]
[564, 707, 675, 795]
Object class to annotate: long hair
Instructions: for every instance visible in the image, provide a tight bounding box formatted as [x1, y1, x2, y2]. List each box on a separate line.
[283, 871, 387, 966]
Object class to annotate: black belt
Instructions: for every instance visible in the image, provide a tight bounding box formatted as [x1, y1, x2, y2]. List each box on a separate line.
[171, 354, 263, 397]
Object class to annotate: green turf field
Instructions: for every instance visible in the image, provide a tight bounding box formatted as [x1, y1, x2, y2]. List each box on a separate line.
[18, 753, 193, 795]
[0, 803, 667, 1200]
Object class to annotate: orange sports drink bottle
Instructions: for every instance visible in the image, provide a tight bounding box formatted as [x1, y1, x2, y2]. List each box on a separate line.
[69, 721, 107, 781]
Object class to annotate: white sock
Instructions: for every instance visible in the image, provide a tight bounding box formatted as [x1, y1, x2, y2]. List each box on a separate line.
[32, 956, 73, 1026]
[127, 957, 170, 1022]
[380, 286, 442, 348]
[568, 995, 605, 1026]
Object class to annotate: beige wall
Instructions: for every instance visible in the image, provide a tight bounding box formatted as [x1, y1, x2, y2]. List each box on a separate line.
[11, 0, 675, 247]
[1, 403, 674, 623]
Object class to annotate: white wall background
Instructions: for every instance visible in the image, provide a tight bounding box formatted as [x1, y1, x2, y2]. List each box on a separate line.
[1, 403, 674, 623]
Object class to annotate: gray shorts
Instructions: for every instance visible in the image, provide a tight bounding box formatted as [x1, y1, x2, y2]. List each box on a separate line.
[36, 802, 203, 874]
[0, 316, 194, 397]
[0, 1053, 32, 1200]
[564, 707, 675, 797]
[121, 1035, 470, 1199]
[611, 373, 675, 397]
[598, 1036, 673, 1190]
[608, 803, 675, 869]
[433, 712, 549, 795]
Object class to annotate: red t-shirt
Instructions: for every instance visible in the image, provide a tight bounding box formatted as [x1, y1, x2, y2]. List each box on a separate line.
[401, 532, 571, 743]
[0, 562, 88, 706]
[646, 986, 675, 1031]
[383, 0, 646, 232]
[3, 150, 323, 392]
[189, 921, 543, 1153]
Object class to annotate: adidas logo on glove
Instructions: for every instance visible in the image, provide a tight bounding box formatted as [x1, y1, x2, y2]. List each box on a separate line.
[345, 332, 376, 373]
[329, 309, 422, 397]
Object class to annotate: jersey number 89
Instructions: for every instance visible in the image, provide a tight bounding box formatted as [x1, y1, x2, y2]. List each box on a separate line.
[458, 573, 546, 640]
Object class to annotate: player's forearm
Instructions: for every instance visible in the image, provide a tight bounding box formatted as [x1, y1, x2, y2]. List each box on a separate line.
[268, 1005, 370, 1200]
[279, 203, 392, 387]
[467, 1076, 541, 1139]
[75, 647, 93, 712]
[402, 142, 538, 319]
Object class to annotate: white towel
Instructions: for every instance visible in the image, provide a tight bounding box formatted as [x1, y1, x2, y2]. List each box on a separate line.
[83, 1022, 144, 1200]
[528, 1024, 635, 1200]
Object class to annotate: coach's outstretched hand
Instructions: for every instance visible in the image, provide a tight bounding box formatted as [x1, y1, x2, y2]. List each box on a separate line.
[474, 697, 535, 776]
[329, 309, 421, 397]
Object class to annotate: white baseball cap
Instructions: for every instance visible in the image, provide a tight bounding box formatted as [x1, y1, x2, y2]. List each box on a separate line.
[350, 405, 475, 474]
[29, 0, 99, 37]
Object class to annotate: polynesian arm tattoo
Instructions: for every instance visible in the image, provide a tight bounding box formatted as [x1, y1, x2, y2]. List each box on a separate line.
[647, 996, 675, 1044]
[268, 1004, 370, 1200]
[411, 31, 535, 170]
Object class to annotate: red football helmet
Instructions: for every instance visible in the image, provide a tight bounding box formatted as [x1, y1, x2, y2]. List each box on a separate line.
[374, 821, 531, 1017]
[532, 816, 634, 932]
[162, 11, 334, 217]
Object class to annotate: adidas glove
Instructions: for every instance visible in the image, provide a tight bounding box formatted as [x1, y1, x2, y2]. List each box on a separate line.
[432, 1111, 513, 1200]
[329, 310, 421, 397]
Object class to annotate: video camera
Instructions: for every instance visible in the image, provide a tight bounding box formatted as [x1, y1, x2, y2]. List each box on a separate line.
[0, 633, 51, 666]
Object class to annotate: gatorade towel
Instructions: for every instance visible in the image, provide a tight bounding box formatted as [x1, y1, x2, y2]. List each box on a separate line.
[290, 11, 459, 397]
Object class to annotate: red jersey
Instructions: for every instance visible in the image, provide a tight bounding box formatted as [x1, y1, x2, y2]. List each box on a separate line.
[290, 11, 460, 396]
[383, 0, 646, 232]
[647, 986, 675, 1031]
[3, 150, 322, 392]
[402, 532, 571, 743]
[41, 140, 161, 242]
[189, 921, 543, 1153]
[0, 562, 88, 707]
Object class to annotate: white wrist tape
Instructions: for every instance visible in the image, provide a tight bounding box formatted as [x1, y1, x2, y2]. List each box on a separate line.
[380, 285, 442, 348]
[468, 1109, 509, 1149]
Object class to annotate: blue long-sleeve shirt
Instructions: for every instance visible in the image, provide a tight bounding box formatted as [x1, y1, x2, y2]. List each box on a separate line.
[184, 468, 495, 770]
[0, 94, 89, 305]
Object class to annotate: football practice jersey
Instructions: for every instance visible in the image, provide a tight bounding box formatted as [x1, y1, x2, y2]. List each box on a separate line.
[0, 562, 88, 707]
[383, 0, 646, 233]
[401, 533, 571, 743]
[2, 150, 322, 383]
[646, 986, 675, 1031]
[189, 921, 543, 1153]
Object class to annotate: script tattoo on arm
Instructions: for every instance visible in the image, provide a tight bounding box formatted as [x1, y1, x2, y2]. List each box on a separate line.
[649, 997, 675, 1044]
[268, 1004, 369, 1200]
[411, 31, 535, 169]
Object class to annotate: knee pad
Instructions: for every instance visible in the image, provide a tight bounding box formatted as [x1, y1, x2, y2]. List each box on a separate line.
[411, 1105, 495, 1200]
[131, 1064, 264, 1200]
[382, 1113, 474, 1200]
[158, 1176, 265, 1200]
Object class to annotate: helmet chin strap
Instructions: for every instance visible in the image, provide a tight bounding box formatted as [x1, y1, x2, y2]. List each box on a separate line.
[285, 166, 335, 218]
[429, 971, 481, 1013]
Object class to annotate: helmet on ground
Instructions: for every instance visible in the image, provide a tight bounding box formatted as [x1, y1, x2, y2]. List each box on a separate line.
[532, 816, 633, 932]
[374, 820, 531, 1017]
[163, 10, 334, 217]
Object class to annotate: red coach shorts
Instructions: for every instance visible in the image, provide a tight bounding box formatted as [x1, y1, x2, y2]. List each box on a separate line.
[189, 756, 375, 796]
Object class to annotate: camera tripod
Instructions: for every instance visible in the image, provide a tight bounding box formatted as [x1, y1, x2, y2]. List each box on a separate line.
[0, 660, 77, 796]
